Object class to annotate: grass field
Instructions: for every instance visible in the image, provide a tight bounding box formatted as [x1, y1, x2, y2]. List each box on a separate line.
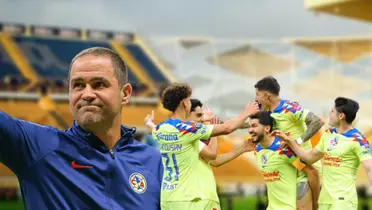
[1, 197, 372, 210]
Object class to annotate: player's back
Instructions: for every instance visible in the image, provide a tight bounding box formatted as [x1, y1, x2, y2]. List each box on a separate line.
[152, 118, 213, 202]
[271, 99, 311, 149]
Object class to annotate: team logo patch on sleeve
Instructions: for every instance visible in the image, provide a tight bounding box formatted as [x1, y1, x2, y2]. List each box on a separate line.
[129, 172, 147, 194]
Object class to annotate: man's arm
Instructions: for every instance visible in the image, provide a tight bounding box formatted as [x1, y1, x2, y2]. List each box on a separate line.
[287, 141, 324, 165]
[211, 103, 259, 137]
[199, 116, 220, 160]
[0, 111, 58, 175]
[362, 159, 372, 184]
[272, 130, 324, 164]
[301, 112, 324, 142]
[208, 139, 255, 167]
[199, 137, 218, 160]
[220, 120, 250, 129]
[209, 147, 244, 167]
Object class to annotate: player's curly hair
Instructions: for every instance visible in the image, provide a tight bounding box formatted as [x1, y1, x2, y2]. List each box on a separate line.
[161, 83, 192, 112]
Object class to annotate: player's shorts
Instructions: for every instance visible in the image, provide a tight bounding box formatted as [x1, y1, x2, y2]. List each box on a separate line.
[161, 199, 220, 210]
[318, 202, 357, 210]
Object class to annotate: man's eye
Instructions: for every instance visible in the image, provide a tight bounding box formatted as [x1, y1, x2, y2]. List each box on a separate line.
[94, 82, 106, 88]
[73, 83, 84, 88]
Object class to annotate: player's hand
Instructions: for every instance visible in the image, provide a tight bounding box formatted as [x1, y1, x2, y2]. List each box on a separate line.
[202, 104, 215, 122]
[144, 110, 155, 127]
[210, 116, 221, 125]
[279, 141, 289, 150]
[242, 138, 256, 152]
[271, 130, 293, 143]
[244, 102, 259, 117]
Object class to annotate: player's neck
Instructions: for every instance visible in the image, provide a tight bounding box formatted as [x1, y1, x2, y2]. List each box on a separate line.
[335, 122, 353, 134]
[266, 97, 281, 112]
[91, 115, 122, 149]
[171, 108, 188, 121]
[261, 135, 275, 148]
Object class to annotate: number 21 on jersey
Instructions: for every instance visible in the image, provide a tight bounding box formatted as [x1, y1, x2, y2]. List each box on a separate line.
[161, 153, 179, 182]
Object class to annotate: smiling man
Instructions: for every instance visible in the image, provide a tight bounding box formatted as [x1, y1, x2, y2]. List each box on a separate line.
[249, 111, 304, 210]
[0, 47, 163, 210]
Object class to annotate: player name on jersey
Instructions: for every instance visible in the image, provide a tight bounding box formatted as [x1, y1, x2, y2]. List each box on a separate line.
[160, 144, 183, 152]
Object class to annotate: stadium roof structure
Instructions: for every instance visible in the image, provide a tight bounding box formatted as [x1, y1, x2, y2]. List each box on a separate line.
[305, 0, 372, 23]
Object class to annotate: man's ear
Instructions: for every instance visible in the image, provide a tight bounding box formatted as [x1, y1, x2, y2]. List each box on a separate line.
[265, 125, 271, 133]
[121, 83, 132, 105]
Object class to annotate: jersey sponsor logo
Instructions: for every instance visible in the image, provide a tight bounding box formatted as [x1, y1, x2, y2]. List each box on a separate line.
[155, 132, 178, 141]
[323, 153, 342, 167]
[260, 171, 281, 182]
[327, 137, 338, 151]
[129, 172, 147, 194]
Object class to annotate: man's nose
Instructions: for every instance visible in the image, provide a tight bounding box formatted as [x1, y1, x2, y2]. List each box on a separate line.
[81, 85, 96, 101]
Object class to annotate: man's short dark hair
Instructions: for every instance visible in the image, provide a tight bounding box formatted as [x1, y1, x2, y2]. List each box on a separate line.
[250, 111, 274, 132]
[161, 83, 192, 112]
[191, 99, 203, 112]
[254, 76, 280, 96]
[69, 47, 128, 88]
[335, 97, 359, 124]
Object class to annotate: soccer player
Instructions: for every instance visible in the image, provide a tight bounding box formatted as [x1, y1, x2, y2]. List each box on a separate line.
[273, 97, 372, 210]
[0, 47, 163, 209]
[151, 83, 259, 210]
[254, 76, 324, 210]
[249, 111, 304, 210]
[145, 98, 255, 168]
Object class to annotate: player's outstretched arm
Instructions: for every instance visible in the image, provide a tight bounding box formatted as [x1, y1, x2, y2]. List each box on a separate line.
[272, 130, 324, 164]
[362, 159, 372, 184]
[0, 111, 58, 175]
[209, 139, 255, 167]
[200, 137, 218, 160]
[210, 103, 259, 137]
[301, 112, 324, 143]
[199, 117, 221, 160]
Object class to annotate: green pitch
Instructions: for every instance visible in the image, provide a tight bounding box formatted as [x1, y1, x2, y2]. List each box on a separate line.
[1, 197, 371, 210]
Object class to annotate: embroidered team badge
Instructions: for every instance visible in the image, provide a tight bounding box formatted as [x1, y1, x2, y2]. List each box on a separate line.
[261, 154, 267, 168]
[327, 138, 338, 151]
[129, 172, 147, 194]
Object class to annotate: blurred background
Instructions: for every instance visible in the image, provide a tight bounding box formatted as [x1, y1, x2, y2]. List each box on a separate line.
[1, 0, 372, 209]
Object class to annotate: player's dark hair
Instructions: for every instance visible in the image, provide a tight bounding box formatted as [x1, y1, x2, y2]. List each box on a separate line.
[69, 47, 128, 88]
[254, 76, 280, 96]
[250, 111, 274, 132]
[162, 83, 192, 112]
[334, 97, 359, 124]
[191, 99, 203, 112]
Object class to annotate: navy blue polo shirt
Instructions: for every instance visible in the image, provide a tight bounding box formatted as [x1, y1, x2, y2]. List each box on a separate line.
[0, 111, 163, 210]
